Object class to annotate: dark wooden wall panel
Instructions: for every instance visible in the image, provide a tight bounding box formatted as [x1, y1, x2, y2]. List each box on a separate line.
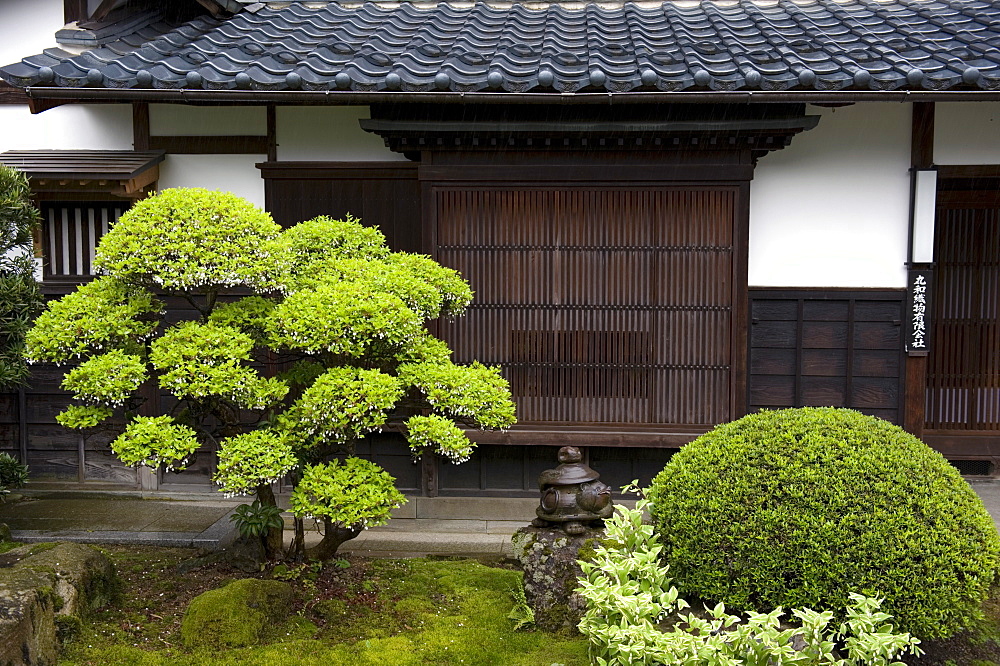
[748, 289, 905, 423]
[259, 162, 421, 253]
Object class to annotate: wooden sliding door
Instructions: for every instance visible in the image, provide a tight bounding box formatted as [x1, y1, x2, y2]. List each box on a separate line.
[926, 195, 1000, 433]
[435, 186, 740, 431]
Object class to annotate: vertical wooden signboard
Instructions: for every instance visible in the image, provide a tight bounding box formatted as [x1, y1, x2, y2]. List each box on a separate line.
[905, 269, 932, 355]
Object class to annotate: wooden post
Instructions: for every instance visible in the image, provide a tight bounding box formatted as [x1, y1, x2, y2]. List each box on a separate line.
[132, 103, 150, 152]
[903, 102, 935, 438]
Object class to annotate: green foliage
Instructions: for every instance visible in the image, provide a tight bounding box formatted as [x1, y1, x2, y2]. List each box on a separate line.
[208, 296, 275, 344]
[404, 414, 473, 463]
[62, 349, 146, 406]
[215, 430, 297, 497]
[94, 188, 282, 292]
[151, 322, 287, 409]
[576, 495, 923, 666]
[26, 277, 160, 364]
[230, 500, 285, 538]
[289, 458, 406, 529]
[0, 267, 41, 388]
[268, 282, 421, 357]
[647, 407, 1000, 640]
[29, 190, 515, 556]
[56, 405, 114, 430]
[110, 416, 200, 470]
[383, 252, 473, 317]
[279, 367, 404, 448]
[398, 360, 516, 430]
[0, 452, 28, 491]
[0, 163, 40, 257]
[0, 165, 50, 387]
[275, 214, 389, 289]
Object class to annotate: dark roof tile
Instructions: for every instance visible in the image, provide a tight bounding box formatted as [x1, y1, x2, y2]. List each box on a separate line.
[8, 0, 1000, 97]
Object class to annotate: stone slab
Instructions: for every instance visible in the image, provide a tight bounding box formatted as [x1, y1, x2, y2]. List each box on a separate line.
[370, 519, 488, 534]
[413, 496, 537, 521]
[343, 531, 510, 555]
[486, 520, 527, 535]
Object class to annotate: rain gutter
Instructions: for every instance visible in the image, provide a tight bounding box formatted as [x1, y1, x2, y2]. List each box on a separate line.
[23, 86, 1000, 109]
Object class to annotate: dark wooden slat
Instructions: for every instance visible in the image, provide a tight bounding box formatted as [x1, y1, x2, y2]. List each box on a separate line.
[149, 135, 268, 154]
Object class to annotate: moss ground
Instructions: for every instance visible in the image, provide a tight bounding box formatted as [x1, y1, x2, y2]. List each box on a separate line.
[58, 546, 589, 666]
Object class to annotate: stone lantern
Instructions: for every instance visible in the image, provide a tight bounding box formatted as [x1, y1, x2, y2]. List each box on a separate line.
[531, 446, 614, 535]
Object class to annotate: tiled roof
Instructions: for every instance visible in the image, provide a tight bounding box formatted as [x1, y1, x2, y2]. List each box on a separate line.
[5, 0, 1000, 98]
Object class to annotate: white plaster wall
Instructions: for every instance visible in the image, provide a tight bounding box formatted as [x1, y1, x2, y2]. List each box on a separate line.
[157, 154, 266, 208]
[0, 0, 63, 69]
[934, 102, 1000, 164]
[0, 104, 133, 153]
[748, 103, 911, 289]
[150, 105, 266, 136]
[276, 106, 403, 161]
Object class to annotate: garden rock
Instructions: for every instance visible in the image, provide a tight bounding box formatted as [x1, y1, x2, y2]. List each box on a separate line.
[511, 525, 602, 632]
[0, 543, 116, 666]
[181, 577, 293, 649]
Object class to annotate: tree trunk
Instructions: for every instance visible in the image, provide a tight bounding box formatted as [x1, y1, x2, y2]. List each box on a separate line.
[256, 484, 285, 560]
[286, 516, 306, 562]
[305, 518, 361, 560]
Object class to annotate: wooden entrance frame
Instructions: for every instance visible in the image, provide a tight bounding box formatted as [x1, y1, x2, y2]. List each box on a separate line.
[417, 150, 752, 447]
[357, 102, 820, 448]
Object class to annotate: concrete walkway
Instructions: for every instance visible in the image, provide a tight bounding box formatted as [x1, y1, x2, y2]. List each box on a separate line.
[3, 481, 1000, 558]
[0, 490, 538, 558]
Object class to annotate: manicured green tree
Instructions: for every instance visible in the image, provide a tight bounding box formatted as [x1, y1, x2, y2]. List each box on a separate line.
[27, 188, 516, 559]
[0, 164, 43, 389]
[647, 407, 1000, 640]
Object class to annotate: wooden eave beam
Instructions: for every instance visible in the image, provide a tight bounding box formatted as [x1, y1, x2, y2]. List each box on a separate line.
[148, 135, 269, 154]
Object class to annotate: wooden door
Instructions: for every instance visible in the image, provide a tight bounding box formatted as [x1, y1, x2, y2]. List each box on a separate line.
[435, 186, 739, 432]
[926, 195, 1000, 432]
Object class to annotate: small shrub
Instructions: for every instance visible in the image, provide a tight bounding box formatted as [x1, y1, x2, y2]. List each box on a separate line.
[0, 452, 28, 490]
[647, 407, 1000, 639]
[576, 492, 922, 666]
[230, 500, 284, 538]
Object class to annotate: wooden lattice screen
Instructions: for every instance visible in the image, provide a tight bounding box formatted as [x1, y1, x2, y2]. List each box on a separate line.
[40, 201, 124, 278]
[926, 202, 1000, 431]
[435, 187, 736, 427]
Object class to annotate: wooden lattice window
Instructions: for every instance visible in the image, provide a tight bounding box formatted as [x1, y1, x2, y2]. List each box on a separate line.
[39, 201, 124, 278]
[436, 187, 737, 428]
[926, 199, 1000, 431]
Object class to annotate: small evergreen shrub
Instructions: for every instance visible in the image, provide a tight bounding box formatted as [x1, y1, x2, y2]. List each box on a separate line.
[577, 494, 922, 665]
[647, 407, 1000, 640]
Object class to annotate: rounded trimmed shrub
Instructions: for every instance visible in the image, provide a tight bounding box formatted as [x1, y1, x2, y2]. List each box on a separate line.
[647, 407, 1000, 639]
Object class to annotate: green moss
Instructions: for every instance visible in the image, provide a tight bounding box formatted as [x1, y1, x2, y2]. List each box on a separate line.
[29, 542, 58, 554]
[181, 578, 294, 649]
[56, 614, 83, 644]
[60, 557, 590, 666]
[0, 540, 21, 554]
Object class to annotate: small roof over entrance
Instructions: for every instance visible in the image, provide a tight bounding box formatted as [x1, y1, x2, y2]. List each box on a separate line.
[0, 150, 165, 197]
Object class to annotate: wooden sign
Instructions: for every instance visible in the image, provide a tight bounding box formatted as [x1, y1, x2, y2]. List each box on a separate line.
[905, 270, 932, 355]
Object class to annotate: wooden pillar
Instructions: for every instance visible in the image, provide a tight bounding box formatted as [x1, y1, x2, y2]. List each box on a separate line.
[266, 104, 277, 162]
[132, 103, 150, 152]
[903, 102, 935, 437]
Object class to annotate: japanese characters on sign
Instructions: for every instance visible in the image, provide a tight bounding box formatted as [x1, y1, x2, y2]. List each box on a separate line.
[905, 270, 932, 355]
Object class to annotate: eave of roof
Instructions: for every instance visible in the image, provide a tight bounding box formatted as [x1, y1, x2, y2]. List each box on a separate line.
[6, 0, 1000, 106]
[0, 150, 166, 180]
